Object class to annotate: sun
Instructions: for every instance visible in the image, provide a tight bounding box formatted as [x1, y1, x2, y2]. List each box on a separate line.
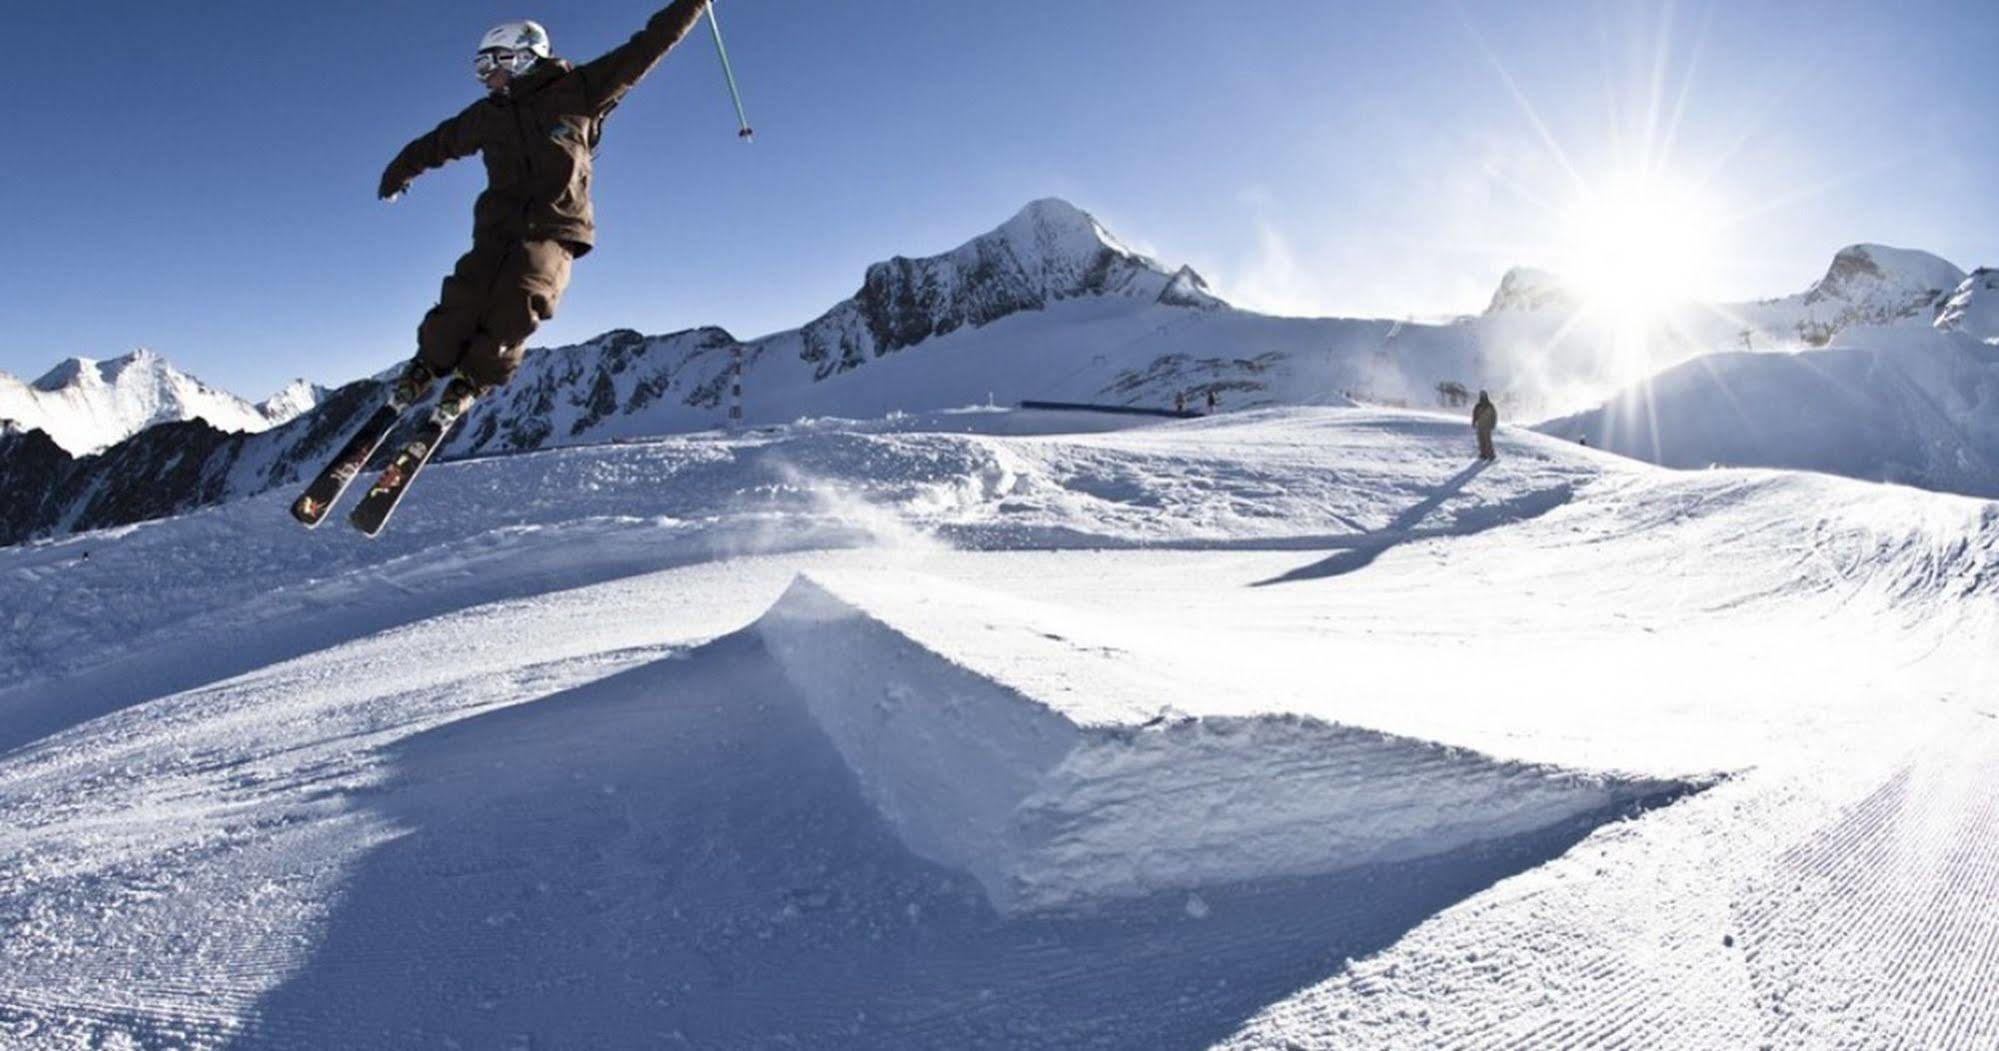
[1459, 3, 1763, 394]
[1558, 172, 1723, 327]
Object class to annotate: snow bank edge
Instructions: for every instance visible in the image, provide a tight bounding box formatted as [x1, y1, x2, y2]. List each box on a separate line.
[756, 572, 1706, 913]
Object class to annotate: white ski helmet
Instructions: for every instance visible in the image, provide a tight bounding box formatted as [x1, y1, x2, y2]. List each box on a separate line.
[475, 20, 551, 79]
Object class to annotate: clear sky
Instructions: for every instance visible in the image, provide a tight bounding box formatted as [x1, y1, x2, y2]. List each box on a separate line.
[6, 1, 1996, 398]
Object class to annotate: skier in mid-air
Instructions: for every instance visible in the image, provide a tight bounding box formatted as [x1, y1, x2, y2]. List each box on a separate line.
[381, 1, 711, 408]
[1472, 390, 1498, 460]
[291, 0, 715, 533]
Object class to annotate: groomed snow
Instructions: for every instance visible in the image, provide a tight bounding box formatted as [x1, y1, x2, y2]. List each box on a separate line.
[2, 406, 1994, 1047]
[759, 571, 1689, 913]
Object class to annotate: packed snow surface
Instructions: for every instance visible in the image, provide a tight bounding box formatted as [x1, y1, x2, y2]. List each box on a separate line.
[2, 406, 1994, 1048]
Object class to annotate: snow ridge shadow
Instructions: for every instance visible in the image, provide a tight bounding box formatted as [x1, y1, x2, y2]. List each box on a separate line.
[1252, 461, 1574, 586]
[231, 633, 1691, 1050]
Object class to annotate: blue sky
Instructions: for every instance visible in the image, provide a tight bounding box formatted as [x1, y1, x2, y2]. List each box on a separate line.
[6, 0, 1996, 397]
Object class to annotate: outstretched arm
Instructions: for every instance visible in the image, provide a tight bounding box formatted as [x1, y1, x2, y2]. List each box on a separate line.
[576, 0, 710, 114]
[378, 107, 483, 200]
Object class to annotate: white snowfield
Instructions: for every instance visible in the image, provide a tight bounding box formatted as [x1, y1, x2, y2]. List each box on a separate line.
[1541, 324, 1999, 499]
[1, 407, 1994, 1048]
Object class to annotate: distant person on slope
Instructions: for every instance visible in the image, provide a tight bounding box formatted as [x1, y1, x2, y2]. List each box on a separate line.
[1473, 390, 1498, 460]
[375, 3, 710, 416]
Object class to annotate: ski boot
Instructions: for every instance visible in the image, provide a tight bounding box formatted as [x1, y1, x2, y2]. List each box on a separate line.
[388, 358, 439, 410]
[290, 359, 441, 527]
[346, 371, 489, 536]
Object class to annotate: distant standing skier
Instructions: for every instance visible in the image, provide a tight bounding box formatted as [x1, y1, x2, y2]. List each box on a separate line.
[376, 1, 712, 417]
[1472, 390, 1498, 460]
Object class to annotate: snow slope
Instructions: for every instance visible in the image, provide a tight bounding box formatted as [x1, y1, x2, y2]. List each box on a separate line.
[1541, 325, 1999, 497]
[0, 349, 303, 456]
[2, 406, 1994, 1048]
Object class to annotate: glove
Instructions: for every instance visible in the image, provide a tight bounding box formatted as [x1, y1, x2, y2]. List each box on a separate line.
[378, 174, 410, 202]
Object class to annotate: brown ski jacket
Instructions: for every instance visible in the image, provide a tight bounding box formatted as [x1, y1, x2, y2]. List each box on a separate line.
[1472, 397, 1498, 432]
[379, 0, 708, 256]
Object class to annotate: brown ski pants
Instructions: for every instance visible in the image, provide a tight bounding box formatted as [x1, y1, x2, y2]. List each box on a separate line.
[416, 238, 574, 389]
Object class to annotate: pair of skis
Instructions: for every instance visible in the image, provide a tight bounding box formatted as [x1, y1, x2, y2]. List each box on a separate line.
[289, 372, 480, 537]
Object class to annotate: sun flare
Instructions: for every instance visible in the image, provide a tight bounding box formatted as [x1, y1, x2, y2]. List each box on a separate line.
[1559, 173, 1723, 326]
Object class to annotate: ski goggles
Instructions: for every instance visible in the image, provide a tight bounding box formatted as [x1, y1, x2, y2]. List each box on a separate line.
[474, 47, 538, 80]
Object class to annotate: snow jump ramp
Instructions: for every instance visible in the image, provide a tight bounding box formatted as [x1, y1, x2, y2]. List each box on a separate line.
[757, 570, 1698, 914]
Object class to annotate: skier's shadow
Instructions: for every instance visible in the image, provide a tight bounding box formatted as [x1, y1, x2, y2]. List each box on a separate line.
[233, 631, 1670, 1050]
[1253, 459, 1493, 586]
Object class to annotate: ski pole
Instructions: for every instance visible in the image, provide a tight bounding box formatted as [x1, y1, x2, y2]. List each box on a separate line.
[706, 1, 754, 141]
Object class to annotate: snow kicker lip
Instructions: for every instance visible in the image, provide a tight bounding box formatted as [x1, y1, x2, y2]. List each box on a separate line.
[756, 571, 1702, 914]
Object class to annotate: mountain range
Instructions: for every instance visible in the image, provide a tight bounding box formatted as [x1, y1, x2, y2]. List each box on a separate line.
[1, 197, 1992, 546]
[0, 348, 323, 456]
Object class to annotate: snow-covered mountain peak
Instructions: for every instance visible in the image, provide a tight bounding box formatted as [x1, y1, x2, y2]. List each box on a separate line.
[1936, 267, 1999, 342]
[31, 356, 96, 393]
[101, 346, 166, 381]
[3, 347, 279, 455]
[1484, 267, 1578, 314]
[34, 348, 170, 391]
[990, 197, 1154, 271]
[1719, 243, 1972, 348]
[875, 197, 1173, 303]
[782, 199, 1212, 381]
[1474, 244, 1965, 342]
[1803, 243, 1964, 316]
[1157, 264, 1223, 309]
[256, 378, 329, 426]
